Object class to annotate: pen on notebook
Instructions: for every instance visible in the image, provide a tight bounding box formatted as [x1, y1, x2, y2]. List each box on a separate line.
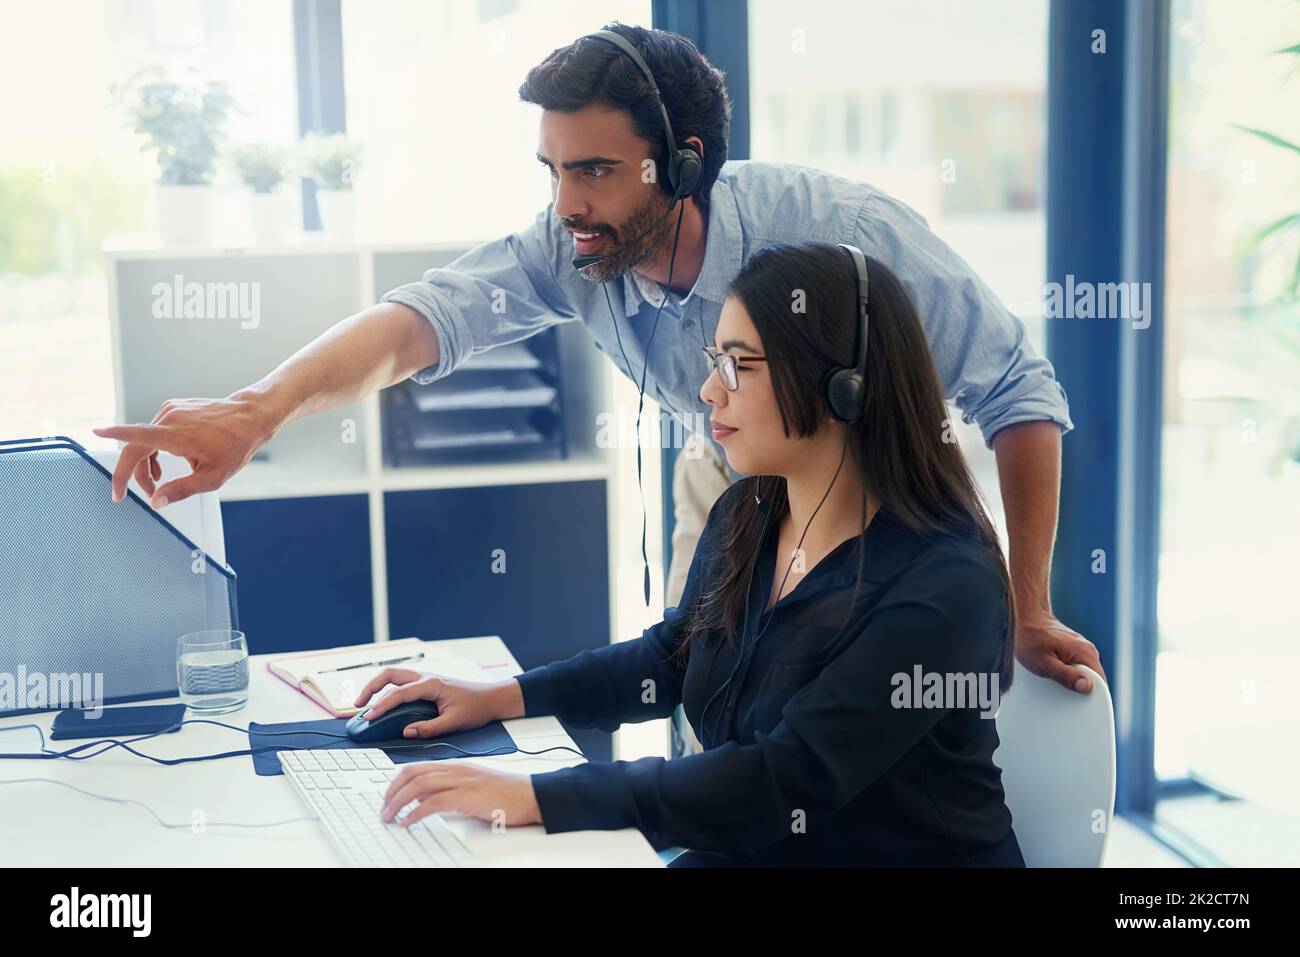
[319, 652, 426, 673]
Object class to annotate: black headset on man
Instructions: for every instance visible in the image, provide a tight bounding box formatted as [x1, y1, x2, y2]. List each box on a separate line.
[572, 30, 704, 269]
[571, 28, 705, 608]
[571, 32, 874, 710]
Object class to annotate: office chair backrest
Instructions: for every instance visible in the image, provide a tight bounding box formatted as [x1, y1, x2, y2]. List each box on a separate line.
[90, 449, 227, 565]
[993, 662, 1115, 867]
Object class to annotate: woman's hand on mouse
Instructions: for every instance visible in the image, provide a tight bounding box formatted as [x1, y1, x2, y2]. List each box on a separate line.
[351, 668, 525, 738]
[379, 762, 542, 829]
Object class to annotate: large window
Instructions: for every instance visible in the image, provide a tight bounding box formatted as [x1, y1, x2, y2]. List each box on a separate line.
[340, 0, 648, 241]
[0, 0, 297, 441]
[1155, 0, 1300, 865]
[749, 0, 1050, 539]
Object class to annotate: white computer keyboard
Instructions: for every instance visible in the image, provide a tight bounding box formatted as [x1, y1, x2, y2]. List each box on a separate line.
[278, 748, 478, 868]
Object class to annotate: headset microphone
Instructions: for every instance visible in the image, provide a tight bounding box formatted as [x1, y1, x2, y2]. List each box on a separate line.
[571, 28, 705, 607]
[570, 198, 682, 270]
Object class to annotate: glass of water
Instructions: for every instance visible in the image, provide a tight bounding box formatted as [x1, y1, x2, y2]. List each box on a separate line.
[177, 629, 249, 714]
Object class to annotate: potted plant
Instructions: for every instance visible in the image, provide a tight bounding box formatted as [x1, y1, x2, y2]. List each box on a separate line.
[300, 132, 362, 238]
[112, 66, 234, 244]
[1232, 35, 1300, 471]
[232, 142, 291, 244]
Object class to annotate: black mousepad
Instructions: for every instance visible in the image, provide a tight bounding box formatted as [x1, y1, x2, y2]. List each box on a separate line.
[248, 718, 518, 776]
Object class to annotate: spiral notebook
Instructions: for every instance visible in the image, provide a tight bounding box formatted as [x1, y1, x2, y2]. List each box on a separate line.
[266, 638, 488, 717]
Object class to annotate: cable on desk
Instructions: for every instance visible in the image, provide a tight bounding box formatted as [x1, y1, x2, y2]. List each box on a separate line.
[0, 717, 589, 763]
[0, 777, 318, 829]
[0, 720, 589, 835]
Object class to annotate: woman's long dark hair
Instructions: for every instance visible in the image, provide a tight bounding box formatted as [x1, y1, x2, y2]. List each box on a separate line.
[677, 241, 1016, 690]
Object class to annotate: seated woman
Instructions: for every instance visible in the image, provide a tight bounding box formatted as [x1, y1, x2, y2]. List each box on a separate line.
[357, 240, 1024, 868]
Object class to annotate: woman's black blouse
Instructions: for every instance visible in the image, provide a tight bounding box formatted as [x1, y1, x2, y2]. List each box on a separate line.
[517, 480, 1024, 867]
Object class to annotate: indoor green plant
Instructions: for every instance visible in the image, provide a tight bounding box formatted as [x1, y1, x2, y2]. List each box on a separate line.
[299, 132, 362, 238]
[112, 66, 234, 243]
[232, 142, 291, 244]
[1231, 38, 1300, 468]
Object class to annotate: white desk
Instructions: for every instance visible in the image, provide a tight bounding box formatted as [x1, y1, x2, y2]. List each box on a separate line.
[0, 636, 663, 867]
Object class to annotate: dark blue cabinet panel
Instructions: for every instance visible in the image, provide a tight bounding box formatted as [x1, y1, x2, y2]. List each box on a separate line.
[384, 481, 611, 760]
[221, 495, 373, 654]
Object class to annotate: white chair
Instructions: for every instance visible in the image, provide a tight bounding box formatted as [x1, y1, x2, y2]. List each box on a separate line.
[994, 662, 1115, 867]
[659, 662, 1115, 868]
[90, 449, 227, 565]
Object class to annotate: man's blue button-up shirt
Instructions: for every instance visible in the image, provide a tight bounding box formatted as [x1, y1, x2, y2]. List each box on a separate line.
[380, 159, 1072, 449]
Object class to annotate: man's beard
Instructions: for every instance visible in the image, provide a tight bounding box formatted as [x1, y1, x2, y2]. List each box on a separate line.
[572, 190, 679, 284]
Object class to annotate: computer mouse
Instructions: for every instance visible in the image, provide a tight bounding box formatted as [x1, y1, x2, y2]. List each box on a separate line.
[345, 700, 441, 743]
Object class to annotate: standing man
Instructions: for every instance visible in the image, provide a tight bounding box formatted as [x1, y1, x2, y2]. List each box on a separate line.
[96, 22, 1104, 700]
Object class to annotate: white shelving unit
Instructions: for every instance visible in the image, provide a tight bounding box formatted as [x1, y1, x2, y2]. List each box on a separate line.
[104, 235, 625, 652]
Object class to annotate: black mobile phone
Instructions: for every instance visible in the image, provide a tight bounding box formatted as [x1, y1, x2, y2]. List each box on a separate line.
[49, 703, 188, 740]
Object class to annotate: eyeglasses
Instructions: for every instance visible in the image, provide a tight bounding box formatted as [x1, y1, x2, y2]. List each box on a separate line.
[702, 345, 767, 391]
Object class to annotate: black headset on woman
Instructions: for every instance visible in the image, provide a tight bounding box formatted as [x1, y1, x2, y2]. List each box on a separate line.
[700, 242, 872, 746]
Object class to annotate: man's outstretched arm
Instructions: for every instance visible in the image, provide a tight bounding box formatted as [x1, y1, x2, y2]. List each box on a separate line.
[94, 301, 438, 507]
[96, 208, 575, 507]
[991, 420, 1107, 693]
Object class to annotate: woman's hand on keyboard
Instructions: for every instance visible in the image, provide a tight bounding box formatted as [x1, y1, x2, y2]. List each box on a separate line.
[352, 668, 511, 738]
[379, 762, 543, 829]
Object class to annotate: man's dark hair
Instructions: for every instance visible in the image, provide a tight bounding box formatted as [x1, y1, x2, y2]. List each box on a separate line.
[518, 22, 732, 199]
